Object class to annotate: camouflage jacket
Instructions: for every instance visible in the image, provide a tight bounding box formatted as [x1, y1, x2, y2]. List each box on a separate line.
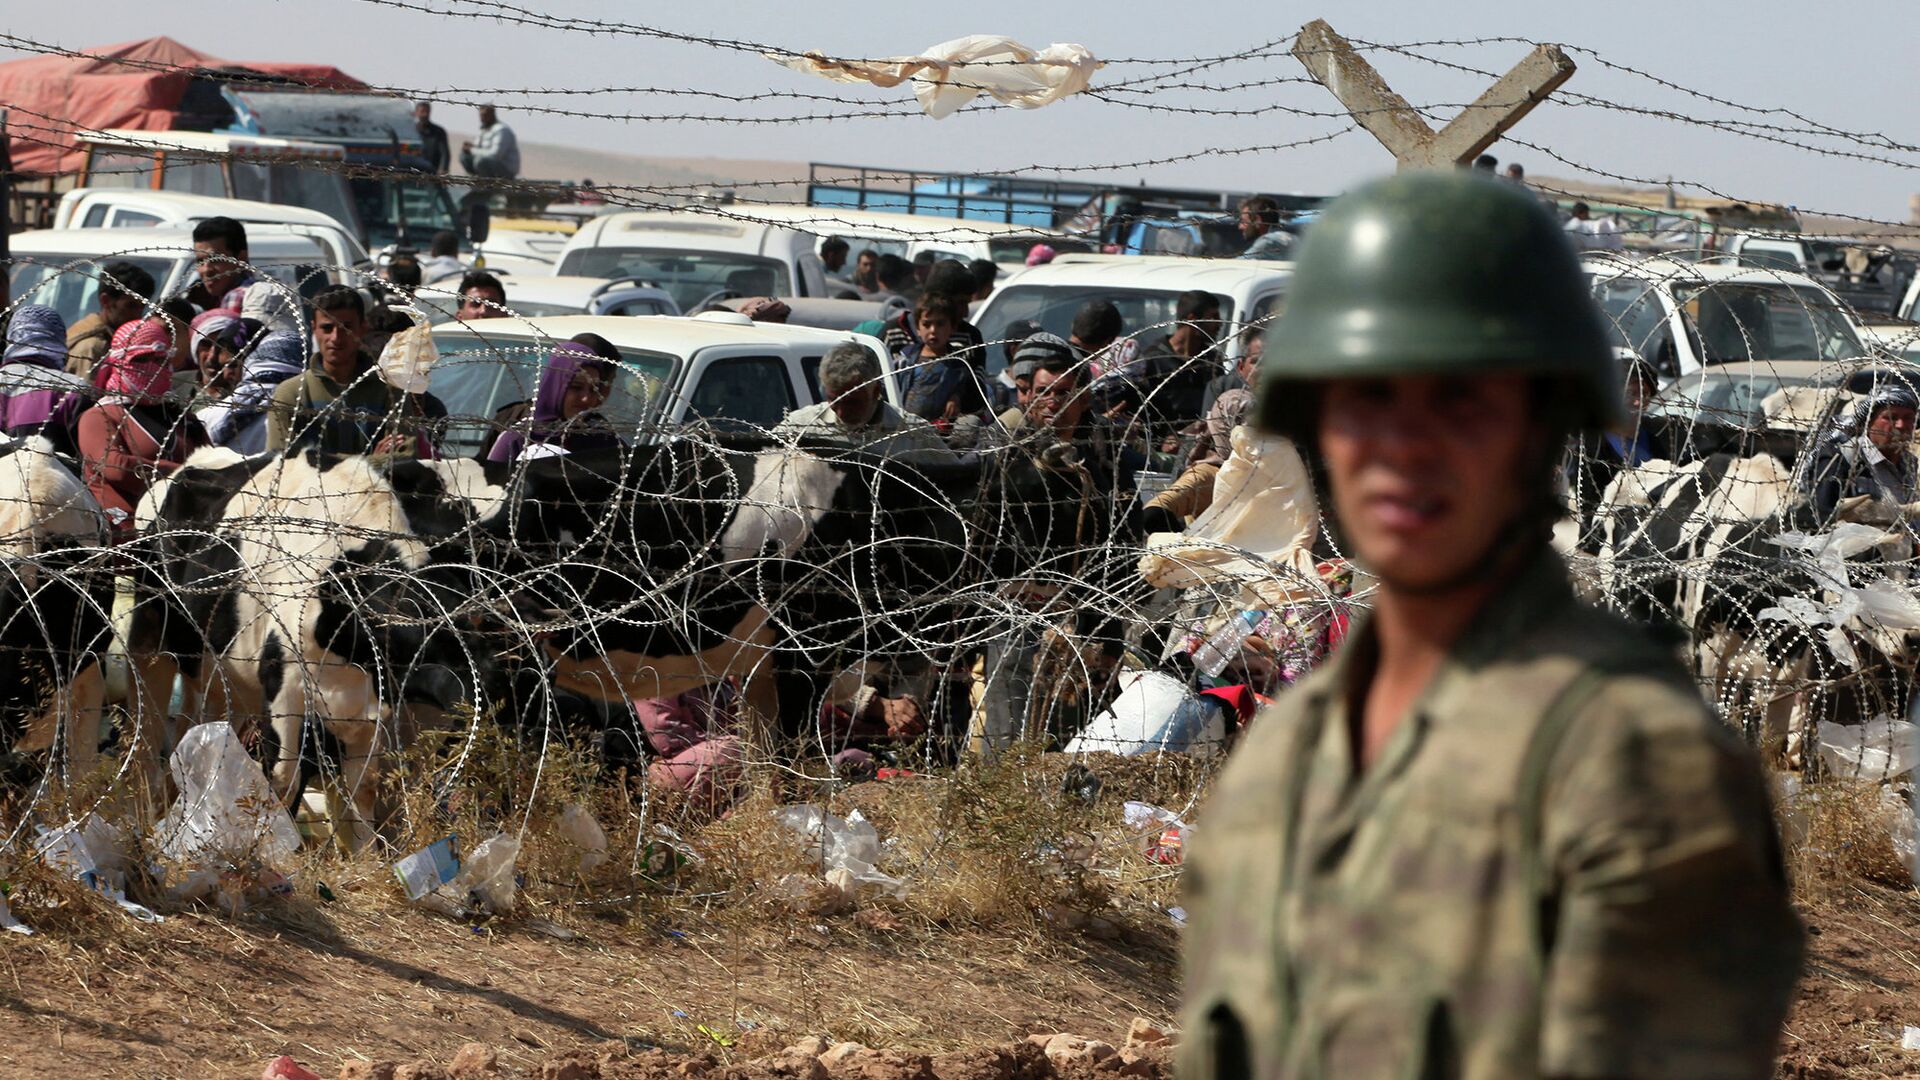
[1179, 549, 1802, 1080]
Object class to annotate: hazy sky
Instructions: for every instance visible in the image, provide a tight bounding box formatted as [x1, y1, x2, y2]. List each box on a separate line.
[5, 1, 1916, 221]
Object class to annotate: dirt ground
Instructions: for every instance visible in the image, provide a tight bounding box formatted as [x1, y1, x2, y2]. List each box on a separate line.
[0, 882, 1181, 1079]
[4, 880, 1920, 1078]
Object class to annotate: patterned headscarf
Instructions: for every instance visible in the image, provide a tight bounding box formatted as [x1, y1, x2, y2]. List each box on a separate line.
[97, 318, 175, 403]
[189, 308, 244, 360]
[201, 330, 306, 444]
[3, 304, 69, 369]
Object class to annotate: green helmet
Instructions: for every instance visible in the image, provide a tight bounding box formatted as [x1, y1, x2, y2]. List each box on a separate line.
[1256, 171, 1619, 441]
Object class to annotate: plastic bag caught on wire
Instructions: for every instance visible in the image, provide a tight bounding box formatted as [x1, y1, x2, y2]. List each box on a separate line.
[1817, 715, 1917, 782]
[769, 35, 1102, 119]
[152, 722, 300, 869]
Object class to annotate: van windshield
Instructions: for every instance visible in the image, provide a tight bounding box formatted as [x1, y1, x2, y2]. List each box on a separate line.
[348, 176, 458, 251]
[975, 285, 1235, 375]
[1677, 282, 1865, 364]
[427, 341, 677, 457]
[7, 255, 176, 327]
[559, 248, 790, 313]
[230, 161, 363, 242]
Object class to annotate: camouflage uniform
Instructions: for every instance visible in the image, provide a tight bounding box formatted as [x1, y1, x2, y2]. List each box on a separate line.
[1179, 549, 1803, 1079]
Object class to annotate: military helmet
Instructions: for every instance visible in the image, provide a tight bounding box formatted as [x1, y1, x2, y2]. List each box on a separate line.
[1256, 170, 1619, 441]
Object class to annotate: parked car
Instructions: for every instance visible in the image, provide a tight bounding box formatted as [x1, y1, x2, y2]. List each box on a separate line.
[971, 254, 1292, 374]
[1583, 252, 1871, 378]
[554, 210, 830, 313]
[426, 312, 899, 455]
[51, 188, 373, 273]
[6, 227, 336, 327]
[414, 275, 680, 324]
[1856, 320, 1920, 365]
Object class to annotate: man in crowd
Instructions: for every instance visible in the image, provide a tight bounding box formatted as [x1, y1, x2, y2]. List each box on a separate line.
[421, 230, 466, 284]
[911, 251, 936, 290]
[1801, 380, 1920, 527]
[183, 217, 254, 312]
[414, 102, 450, 173]
[461, 105, 520, 180]
[995, 332, 1073, 429]
[971, 349, 1142, 756]
[968, 259, 999, 302]
[1129, 289, 1222, 436]
[773, 342, 955, 466]
[869, 255, 914, 305]
[455, 271, 509, 322]
[66, 260, 155, 377]
[267, 286, 446, 456]
[820, 237, 852, 288]
[852, 248, 881, 295]
[1180, 170, 1801, 1080]
[882, 260, 985, 362]
[1069, 298, 1124, 368]
[1200, 325, 1263, 417]
[1565, 201, 1624, 251]
[1237, 195, 1294, 261]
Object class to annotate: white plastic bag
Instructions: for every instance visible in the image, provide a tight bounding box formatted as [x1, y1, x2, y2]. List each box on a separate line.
[556, 803, 608, 874]
[771, 35, 1102, 120]
[1068, 669, 1226, 758]
[152, 722, 301, 869]
[1817, 716, 1917, 781]
[773, 805, 905, 898]
[34, 814, 162, 922]
[376, 318, 437, 394]
[457, 833, 521, 913]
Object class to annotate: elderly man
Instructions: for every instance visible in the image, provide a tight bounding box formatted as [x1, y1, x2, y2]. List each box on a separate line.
[1802, 381, 1920, 527]
[774, 342, 956, 465]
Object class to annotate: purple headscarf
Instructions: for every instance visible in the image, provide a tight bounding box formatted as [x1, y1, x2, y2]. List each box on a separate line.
[3, 304, 69, 369]
[532, 343, 614, 426]
[488, 343, 619, 462]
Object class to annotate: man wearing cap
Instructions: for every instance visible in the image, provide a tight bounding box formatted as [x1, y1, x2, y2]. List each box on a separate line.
[997, 332, 1074, 431]
[1179, 172, 1801, 1080]
[1801, 381, 1920, 527]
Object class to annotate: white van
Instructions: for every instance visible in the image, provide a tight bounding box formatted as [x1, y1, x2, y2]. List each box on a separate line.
[6, 228, 335, 328]
[972, 254, 1292, 374]
[51, 189, 373, 273]
[554, 210, 829, 313]
[427, 312, 897, 455]
[718, 203, 1088, 275]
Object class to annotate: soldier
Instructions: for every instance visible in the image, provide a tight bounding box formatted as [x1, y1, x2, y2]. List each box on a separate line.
[1179, 172, 1802, 1080]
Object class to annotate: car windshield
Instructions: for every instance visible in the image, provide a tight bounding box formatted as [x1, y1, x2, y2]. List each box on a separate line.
[558, 248, 789, 313]
[1677, 282, 1865, 363]
[975, 285, 1235, 375]
[427, 341, 677, 457]
[988, 237, 1093, 263]
[230, 162, 363, 241]
[7, 254, 177, 327]
[348, 176, 458, 251]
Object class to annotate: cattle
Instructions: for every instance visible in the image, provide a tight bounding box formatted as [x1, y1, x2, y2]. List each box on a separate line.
[132, 436, 972, 845]
[132, 448, 503, 846]
[0, 437, 113, 802]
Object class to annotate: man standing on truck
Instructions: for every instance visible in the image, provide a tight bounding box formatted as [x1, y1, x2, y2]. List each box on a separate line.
[414, 102, 450, 174]
[1179, 171, 1801, 1080]
[1237, 195, 1294, 261]
[461, 105, 520, 181]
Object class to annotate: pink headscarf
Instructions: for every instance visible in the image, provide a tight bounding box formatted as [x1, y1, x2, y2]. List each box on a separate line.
[1026, 243, 1057, 267]
[97, 318, 174, 403]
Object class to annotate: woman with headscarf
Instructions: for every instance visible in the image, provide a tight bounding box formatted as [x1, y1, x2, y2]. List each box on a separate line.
[198, 330, 306, 453]
[486, 342, 621, 463]
[1801, 381, 1920, 527]
[76, 318, 208, 538]
[0, 304, 90, 451]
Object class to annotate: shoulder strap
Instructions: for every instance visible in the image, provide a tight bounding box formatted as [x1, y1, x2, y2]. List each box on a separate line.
[1517, 663, 1621, 980]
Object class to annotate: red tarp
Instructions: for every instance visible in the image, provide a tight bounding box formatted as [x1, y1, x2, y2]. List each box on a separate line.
[0, 36, 365, 174]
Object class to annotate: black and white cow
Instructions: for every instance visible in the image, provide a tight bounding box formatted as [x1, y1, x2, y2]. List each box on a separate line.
[132, 448, 503, 844]
[134, 436, 972, 843]
[0, 438, 113, 797]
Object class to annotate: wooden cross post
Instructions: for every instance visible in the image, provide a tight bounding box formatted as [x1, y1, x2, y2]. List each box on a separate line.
[1292, 20, 1575, 170]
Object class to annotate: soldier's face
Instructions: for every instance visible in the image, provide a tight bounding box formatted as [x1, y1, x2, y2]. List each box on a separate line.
[1318, 374, 1537, 591]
